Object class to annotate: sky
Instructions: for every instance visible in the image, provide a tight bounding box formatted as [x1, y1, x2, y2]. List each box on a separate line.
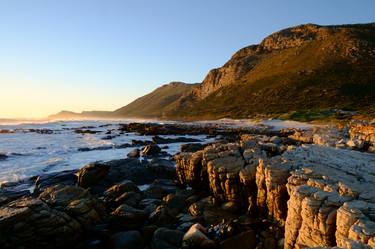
[0, 0, 374, 118]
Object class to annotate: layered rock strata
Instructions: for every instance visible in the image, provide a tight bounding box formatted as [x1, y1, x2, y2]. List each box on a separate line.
[175, 136, 375, 249]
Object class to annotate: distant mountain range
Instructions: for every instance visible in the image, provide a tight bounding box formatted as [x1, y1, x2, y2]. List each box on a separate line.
[49, 22, 375, 121]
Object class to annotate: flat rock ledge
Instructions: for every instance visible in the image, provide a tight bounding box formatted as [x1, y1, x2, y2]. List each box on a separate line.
[175, 135, 375, 249]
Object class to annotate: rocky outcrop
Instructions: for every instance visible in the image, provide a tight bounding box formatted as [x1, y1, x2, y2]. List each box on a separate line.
[0, 197, 82, 249]
[284, 145, 375, 249]
[348, 120, 375, 152]
[176, 135, 375, 249]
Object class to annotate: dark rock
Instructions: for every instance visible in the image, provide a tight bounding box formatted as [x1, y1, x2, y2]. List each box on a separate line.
[142, 144, 161, 156]
[109, 231, 143, 249]
[74, 129, 100, 134]
[219, 230, 256, 249]
[150, 228, 184, 249]
[139, 198, 162, 214]
[39, 185, 106, 227]
[0, 189, 30, 206]
[78, 146, 113, 152]
[33, 170, 77, 192]
[180, 143, 205, 153]
[114, 143, 132, 149]
[132, 139, 154, 146]
[110, 204, 148, 229]
[0, 197, 82, 249]
[127, 148, 140, 158]
[152, 135, 201, 144]
[0, 153, 8, 160]
[115, 191, 144, 208]
[77, 162, 110, 188]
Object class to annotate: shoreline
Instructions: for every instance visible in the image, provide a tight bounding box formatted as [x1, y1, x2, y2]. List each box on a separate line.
[0, 120, 374, 249]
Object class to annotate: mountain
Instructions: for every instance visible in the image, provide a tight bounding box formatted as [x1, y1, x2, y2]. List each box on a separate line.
[112, 82, 198, 118]
[50, 23, 375, 121]
[162, 23, 375, 119]
[48, 110, 112, 120]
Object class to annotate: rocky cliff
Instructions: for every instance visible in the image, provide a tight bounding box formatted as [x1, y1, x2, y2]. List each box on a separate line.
[175, 134, 375, 249]
[169, 23, 375, 119]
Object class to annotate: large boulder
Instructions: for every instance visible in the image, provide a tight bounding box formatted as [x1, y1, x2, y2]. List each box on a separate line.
[39, 184, 105, 227]
[77, 162, 110, 188]
[0, 197, 82, 249]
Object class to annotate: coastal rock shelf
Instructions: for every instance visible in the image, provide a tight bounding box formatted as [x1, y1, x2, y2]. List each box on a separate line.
[175, 136, 375, 249]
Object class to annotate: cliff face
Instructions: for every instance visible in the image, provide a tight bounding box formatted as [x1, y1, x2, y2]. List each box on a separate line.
[167, 23, 375, 119]
[175, 134, 375, 249]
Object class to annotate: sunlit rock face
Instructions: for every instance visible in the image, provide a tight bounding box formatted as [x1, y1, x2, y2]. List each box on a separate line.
[175, 136, 375, 249]
[348, 120, 375, 152]
[283, 145, 375, 249]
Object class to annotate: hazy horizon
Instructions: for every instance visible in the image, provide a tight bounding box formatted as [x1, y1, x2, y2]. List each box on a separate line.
[1, 0, 375, 119]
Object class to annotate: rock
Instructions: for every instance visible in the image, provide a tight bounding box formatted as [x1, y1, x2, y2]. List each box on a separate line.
[0, 197, 82, 249]
[127, 148, 140, 158]
[283, 145, 375, 249]
[0, 153, 8, 160]
[142, 144, 161, 156]
[77, 162, 110, 188]
[150, 228, 184, 249]
[255, 157, 291, 222]
[0, 189, 30, 206]
[74, 129, 100, 134]
[139, 198, 162, 214]
[34, 170, 77, 192]
[349, 120, 375, 152]
[175, 150, 208, 189]
[132, 139, 154, 146]
[182, 223, 216, 249]
[152, 135, 201, 144]
[109, 231, 143, 249]
[219, 230, 257, 249]
[180, 143, 205, 153]
[188, 196, 235, 225]
[110, 204, 148, 229]
[39, 185, 105, 227]
[104, 181, 140, 201]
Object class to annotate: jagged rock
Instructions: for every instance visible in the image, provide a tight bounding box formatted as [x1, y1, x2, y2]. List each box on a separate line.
[348, 120, 375, 152]
[39, 185, 105, 227]
[0, 197, 82, 249]
[175, 150, 207, 189]
[284, 145, 375, 249]
[255, 157, 291, 223]
[77, 162, 110, 188]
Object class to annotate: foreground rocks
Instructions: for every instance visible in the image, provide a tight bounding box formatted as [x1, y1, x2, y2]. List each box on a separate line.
[1, 121, 374, 249]
[176, 134, 375, 249]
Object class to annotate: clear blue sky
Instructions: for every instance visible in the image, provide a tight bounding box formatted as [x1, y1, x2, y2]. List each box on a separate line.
[0, 0, 374, 118]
